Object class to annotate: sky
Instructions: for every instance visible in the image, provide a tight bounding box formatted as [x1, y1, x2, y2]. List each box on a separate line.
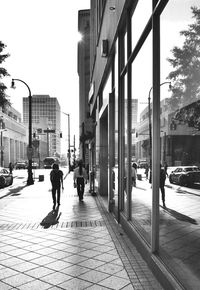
[1, 0, 90, 154]
[1, 0, 200, 153]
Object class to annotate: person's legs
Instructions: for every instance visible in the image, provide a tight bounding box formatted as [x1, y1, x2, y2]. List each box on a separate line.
[52, 187, 56, 209]
[80, 178, 85, 200]
[77, 177, 84, 200]
[77, 178, 81, 200]
[160, 183, 166, 207]
[57, 187, 61, 205]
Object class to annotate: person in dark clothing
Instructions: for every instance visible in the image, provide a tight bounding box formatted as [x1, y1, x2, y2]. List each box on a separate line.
[9, 162, 13, 174]
[164, 161, 168, 177]
[160, 164, 166, 207]
[73, 160, 87, 201]
[50, 163, 64, 210]
[132, 162, 137, 187]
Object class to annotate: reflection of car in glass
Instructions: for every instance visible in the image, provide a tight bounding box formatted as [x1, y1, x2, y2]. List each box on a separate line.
[169, 166, 200, 186]
[0, 168, 13, 188]
[32, 162, 39, 169]
[137, 160, 148, 169]
[15, 161, 27, 169]
[43, 157, 60, 169]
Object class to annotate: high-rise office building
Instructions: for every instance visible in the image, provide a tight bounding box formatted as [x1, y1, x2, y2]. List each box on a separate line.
[23, 95, 61, 157]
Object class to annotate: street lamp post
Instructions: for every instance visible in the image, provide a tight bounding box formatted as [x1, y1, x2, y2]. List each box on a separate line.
[148, 81, 171, 172]
[11, 78, 34, 185]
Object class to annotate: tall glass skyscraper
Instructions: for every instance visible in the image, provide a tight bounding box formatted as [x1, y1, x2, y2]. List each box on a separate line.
[23, 95, 61, 157]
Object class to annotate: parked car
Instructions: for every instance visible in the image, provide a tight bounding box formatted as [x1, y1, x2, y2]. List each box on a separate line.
[15, 161, 27, 169]
[169, 166, 200, 186]
[43, 157, 60, 169]
[137, 160, 148, 169]
[32, 162, 39, 169]
[0, 167, 13, 188]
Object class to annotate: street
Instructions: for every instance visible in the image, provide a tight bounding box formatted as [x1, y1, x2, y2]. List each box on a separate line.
[0, 167, 69, 212]
[0, 167, 200, 288]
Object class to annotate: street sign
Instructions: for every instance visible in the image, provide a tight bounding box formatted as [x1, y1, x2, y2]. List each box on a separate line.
[44, 129, 55, 133]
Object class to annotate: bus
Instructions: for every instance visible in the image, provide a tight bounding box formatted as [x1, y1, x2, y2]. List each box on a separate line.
[43, 157, 60, 169]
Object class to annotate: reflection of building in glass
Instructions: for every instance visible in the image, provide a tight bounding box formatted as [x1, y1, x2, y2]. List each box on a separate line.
[136, 99, 200, 166]
[125, 99, 138, 159]
[23, 95, 61, 158]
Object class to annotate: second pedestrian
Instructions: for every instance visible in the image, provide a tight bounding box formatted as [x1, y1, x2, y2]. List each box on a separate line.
[73, 160, 87, 201]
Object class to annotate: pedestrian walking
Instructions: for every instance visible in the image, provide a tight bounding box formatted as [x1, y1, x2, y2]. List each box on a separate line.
[145, 163, 149, 180]
[160, 164, 166, 207]
[164, 161, 168, 177]
[50, 163, 64, 210]
[132, 162, 137, 187]
[9, 162, 13, 174]
[73, 160, 87, 201]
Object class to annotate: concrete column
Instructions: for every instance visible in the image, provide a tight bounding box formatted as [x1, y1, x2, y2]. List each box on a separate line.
[10, 139, 15, 163]
[3, 137, 10, 167]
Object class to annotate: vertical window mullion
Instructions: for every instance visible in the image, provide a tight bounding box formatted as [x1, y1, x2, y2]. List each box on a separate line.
[151, 0, 161, 254]
[127, 10, 132, 221]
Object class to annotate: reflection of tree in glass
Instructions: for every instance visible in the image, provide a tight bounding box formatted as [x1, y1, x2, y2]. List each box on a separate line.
[174, 100, 200, 130]
[167, 6, 200, 114]
[0, 41, 10, 108]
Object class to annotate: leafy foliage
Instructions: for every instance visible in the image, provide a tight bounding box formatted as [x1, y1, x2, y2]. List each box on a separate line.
[0, 41, 10, 108]
[167, 6, 200, 113]
[174, 100, 200, 130]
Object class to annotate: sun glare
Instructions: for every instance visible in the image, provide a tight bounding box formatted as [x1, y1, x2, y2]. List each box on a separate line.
[77, 32, 83, 42]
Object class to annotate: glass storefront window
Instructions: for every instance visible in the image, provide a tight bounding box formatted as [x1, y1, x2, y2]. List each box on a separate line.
[131, 32, 152, 243]
[131, 0, 152, 51]
[102, 71, 111, 106]
[160, 1, 200, 288]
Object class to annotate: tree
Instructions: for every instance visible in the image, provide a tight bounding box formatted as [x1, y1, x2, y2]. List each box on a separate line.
[167, 6, 200, 113]
[0, 41, 10, 108]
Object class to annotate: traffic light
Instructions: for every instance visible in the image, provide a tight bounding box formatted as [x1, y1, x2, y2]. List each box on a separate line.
[60, 133, 62, 138]
[33, 132, 36, 138]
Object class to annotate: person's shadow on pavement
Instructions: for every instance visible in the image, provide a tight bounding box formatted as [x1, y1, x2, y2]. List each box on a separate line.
[162, 206, 197, 224]
[40, 206, 62, 229]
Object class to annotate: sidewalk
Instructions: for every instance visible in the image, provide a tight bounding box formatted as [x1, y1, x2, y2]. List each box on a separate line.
[0, 171, 163, 290]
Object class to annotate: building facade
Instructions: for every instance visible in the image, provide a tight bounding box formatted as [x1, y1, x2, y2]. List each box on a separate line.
[82, 1, 200, 289]
[78, 9, 91, 167]
[0, 106, 27, 167]
[23, 95, 61, 159]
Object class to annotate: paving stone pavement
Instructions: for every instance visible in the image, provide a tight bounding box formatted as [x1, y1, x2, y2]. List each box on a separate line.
[0, 171, 163, 289]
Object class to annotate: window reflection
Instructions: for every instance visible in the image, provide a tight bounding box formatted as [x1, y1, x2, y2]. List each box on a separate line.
[131, 0, 151, 50]
[160, 1, 200, 288]
[130, 32, 152, 242]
